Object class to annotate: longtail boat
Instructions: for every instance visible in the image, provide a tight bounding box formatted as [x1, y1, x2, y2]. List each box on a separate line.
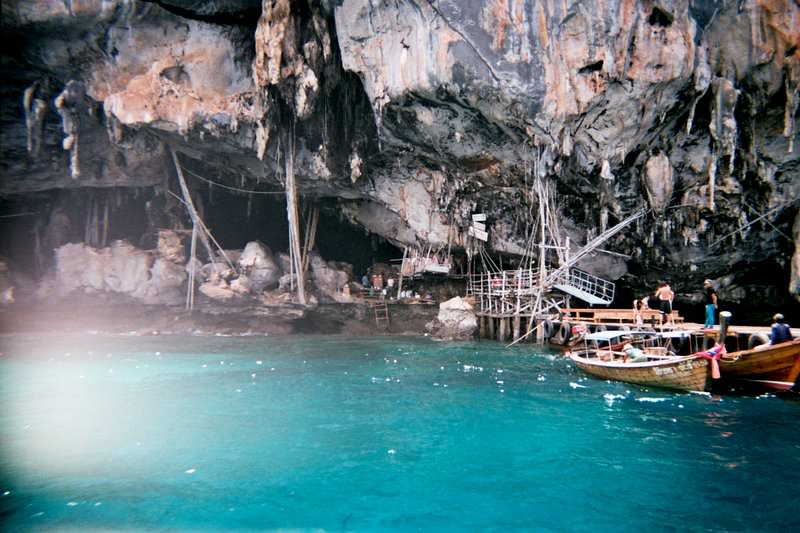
[567, 330, 711, 392]
[717, 338, 800, 391]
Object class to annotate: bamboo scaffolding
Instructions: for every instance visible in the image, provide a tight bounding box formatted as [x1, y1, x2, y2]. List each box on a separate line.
[285, 127, 306, 305]
[301, 205, 319, 275]
[170, 149, 236, 273]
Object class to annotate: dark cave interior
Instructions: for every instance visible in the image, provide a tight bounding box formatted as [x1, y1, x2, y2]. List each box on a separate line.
[0, 186, 402, 282]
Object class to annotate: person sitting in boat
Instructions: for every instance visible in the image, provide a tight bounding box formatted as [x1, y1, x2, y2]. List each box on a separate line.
[769, 313, 793, 345]
[622, 343, 648, 363]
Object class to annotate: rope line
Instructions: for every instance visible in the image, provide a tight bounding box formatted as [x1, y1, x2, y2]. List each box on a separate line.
[180, 165, 284, 195]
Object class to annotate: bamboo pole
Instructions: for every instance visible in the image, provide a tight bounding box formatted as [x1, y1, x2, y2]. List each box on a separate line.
[396, 245, 408, 299]
[172, 150, 215, 262]
[285, 125, 306, 305]
[186, 223, 197, 310]
[301, 205, 319, 275]
[170, 149, 236, 273]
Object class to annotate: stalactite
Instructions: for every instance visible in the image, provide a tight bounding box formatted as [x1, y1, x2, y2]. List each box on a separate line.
[349, 149, 363, 183]
[256, 120, 269, 160]
[784, 63, 799, 153]
[707, 158, 717, 211]
[561, 129, 572, 156]
[23, 83, 47, 156]
[686, 96, 697, 135]
[599, 159, 614, 180]
[709, 77, 740, 183]
[54, 81, 85, 179]
[600, 206, 608, 234]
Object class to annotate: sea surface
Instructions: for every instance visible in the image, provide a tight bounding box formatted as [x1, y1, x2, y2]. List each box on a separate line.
[0, 333, 798, 532]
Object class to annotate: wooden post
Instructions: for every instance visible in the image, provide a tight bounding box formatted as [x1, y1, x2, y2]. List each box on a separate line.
[498, 317, 507, 342]
[513, 314, 521, 341]
[479, 315, 486, 339]
[488, 316, 495, 340]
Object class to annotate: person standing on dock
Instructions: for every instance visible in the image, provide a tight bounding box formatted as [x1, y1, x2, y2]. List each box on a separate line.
[703, 279, 718, 329]
[654, 280, 674, 326]
[633, 297, 648, 326]
[769, 313, 792, 345]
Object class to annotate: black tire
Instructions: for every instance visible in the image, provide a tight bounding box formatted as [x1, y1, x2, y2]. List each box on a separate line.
[747, 333, 770, 350]
[541, 319, 554, 339]
[554, 321, 572, 345]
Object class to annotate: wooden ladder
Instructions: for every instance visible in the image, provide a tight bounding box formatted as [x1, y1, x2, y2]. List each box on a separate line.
[372, 300, 390, 329]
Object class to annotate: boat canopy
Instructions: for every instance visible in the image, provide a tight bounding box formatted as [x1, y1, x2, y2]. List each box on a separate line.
[584, 329, 692, 342]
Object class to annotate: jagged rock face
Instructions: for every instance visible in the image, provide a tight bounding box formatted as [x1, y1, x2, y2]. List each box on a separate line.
[40, 239, 185, 304]
[1, 0, 798, 308]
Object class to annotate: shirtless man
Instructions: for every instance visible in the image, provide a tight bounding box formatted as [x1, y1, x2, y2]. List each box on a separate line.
[655, 280, 674, 326]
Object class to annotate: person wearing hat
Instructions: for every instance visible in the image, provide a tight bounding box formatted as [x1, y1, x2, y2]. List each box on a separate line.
[703, 279, 718, 329]
[622, 343, 647, 363]
[769, 313, 792, 345]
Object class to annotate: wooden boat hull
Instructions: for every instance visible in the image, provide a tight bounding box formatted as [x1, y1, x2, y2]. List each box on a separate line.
[718, 339, 800, 390]
[569, 353, 710, 392]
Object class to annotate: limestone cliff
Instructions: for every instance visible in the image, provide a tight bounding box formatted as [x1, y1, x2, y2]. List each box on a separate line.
[0, 0, 798, 310]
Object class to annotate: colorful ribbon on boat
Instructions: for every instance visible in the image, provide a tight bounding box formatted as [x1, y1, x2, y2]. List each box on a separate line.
[697, 343, 726, 360]
[696, 343, 726, 379]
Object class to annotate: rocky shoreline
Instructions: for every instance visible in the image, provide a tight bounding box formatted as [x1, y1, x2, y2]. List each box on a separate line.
[0, 296, 441, 338]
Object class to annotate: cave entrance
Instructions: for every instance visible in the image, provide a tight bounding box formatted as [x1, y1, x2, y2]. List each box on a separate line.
[0, 189, 150, 279]
[200, 192, 402, 278]
[0, 186, 401, 287]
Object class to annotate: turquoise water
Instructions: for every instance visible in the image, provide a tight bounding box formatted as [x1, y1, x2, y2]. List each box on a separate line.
[0, 334, 798, 532]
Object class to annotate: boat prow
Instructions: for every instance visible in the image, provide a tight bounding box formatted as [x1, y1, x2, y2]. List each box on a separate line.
[717, 338, 800, 391]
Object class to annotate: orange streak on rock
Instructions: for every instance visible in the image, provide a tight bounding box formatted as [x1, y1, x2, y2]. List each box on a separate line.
[491, 0, 510, 50]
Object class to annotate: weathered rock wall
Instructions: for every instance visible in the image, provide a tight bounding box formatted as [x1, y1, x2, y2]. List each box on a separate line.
[0, 0, 798, 309]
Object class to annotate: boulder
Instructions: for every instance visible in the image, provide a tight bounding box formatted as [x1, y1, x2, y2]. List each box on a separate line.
[143, 258, 186, 304]
[309, 252, 350, 300]
[42, 241, 185, 303]
[0, 260, 15, 306]
[157, 229, 186, 264]
[105, 241, 154, 294]
[238, 241, 282, 291]
[50, 243, 109, 295]
[198, 281, 237, 301]
[425, 296, 477, 341]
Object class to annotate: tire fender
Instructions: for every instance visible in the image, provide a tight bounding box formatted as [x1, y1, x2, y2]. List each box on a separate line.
[541, 319, 554, 339]
[747, 333, 770, 350]
[554, 321, 572, 345]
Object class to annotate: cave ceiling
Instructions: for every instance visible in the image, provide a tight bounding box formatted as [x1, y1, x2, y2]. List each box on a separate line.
[1, 0, 799, 304]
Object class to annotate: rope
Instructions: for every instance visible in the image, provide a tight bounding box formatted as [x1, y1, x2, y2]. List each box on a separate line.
[180, 165, 284, 195]
[709, 200, 797, 248]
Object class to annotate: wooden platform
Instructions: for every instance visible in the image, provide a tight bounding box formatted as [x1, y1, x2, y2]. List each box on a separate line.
[560, 307, 684, 325]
